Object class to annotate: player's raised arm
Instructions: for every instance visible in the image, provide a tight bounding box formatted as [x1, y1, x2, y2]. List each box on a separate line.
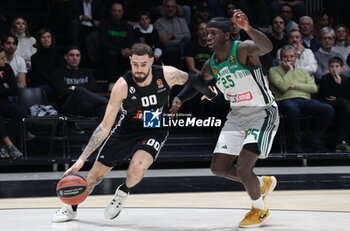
[233, 9, 272, 64]
[64, 77, 128, 176]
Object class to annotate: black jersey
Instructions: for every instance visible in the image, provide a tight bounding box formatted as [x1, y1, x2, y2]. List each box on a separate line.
[117, 65, 171, 130]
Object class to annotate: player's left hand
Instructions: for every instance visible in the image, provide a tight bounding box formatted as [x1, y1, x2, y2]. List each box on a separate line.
[201, 86, 218, 101]
[169, 96, 182, 116]
[232, 9, 249, 31]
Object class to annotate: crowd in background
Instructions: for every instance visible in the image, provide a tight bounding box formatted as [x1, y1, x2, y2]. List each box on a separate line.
[1, 0, 350, 158]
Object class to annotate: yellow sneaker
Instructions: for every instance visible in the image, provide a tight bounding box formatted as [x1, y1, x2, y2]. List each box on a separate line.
[239, 205, 270, 228]
[260, 176, 277, 202]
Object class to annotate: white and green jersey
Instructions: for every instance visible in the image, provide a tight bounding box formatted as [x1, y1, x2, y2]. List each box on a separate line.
[209, 41, 274, 115]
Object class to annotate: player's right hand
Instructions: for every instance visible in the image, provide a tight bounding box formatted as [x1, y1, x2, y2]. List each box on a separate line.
[169, 96, 182, 116]
[63, 158, 85, 176]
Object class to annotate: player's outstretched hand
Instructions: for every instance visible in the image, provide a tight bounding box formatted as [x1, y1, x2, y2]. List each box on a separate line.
[201, 86, 218, 101]
[169, 96, 182, 116]
[63, 157, 85, 176]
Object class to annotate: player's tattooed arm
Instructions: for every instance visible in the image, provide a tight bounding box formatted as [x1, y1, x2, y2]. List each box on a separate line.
[163, 65, 189, 88]
[80, 125, 106, 160]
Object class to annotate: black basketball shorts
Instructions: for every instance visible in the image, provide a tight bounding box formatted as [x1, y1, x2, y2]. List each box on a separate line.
[96, 127, 169, 167]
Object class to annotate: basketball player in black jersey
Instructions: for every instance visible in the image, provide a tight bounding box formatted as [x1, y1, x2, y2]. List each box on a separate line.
[52, 43, 217, 222]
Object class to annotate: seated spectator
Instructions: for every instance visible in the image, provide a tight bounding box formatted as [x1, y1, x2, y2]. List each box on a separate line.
[314, 27, 349, 82]
[224, 0, 237, 17]
[313, 9, 333, 39]
[319, 57, 350, 152]
[269, 0, 306, 22]
[332, 24, 350, 60]
[262, 15, 288, 69]
[99, 2, 134, 85]
[10, 17, 36, 69]
[184, 21, 212, 74]
[269, 45, 334, 153]
[52, 45, 108, 121]
[0, 47, 25, 159]
[68, 0, 105, 59]
[299, 16, 320, 52]
[279, 3, 298, 35]
[1, 34, 27, 88]
[189, 1, 210, 39]
[133, 11, 162, 62]
[154, 0, 191, 67]
[276, 29, 317, 80]
[30, 28, 64, 99]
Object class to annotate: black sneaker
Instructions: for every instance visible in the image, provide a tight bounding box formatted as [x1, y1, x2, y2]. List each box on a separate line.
[0, 145, 11, 159]
[7, 145, 23, 159]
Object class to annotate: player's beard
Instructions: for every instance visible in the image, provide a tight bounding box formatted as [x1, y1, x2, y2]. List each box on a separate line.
[132, 67, 151, 83]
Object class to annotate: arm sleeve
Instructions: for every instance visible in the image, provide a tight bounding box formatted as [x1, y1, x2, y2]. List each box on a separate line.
[177, 72, 214, 102]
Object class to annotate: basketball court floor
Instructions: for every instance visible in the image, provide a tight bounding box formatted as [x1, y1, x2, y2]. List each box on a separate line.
[1, 167, 350, 230]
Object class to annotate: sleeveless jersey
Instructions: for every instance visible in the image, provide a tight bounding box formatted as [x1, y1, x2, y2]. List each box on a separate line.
[209, 41, 274, 115]
[117, 65, 171, 130]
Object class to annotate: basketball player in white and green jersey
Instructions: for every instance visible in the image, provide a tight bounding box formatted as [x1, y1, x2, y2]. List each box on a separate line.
[172, 10, 279, 228]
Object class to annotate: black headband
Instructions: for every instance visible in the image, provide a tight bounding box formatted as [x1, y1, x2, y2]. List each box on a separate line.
[206, 21, 232, 33]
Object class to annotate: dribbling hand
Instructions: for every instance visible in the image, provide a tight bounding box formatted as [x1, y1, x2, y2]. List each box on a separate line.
[169, 96, 182, 117]
[63, 157, 85, 176]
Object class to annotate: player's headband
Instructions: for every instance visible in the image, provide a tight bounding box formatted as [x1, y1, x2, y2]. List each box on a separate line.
[206, 21, 232, 33]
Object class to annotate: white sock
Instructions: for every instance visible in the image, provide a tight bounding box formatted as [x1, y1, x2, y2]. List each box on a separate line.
[258, 176, 264, 187]
[252, 196, 265, 210]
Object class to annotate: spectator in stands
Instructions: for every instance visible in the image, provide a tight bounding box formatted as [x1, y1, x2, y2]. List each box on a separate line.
[30, 28, 64, 99]
[299, 16, 320, 52]
[224, 0, 237, 17]
[99, 1, 134, 85]
[0, 47, 25, 159]
[52, 45, 108, 122]
[154, 0, 191, 67]
[318, 57, 350, 152]
[276, 29, 317, 80]
[10, 17, 36, 69]
[314, 27, 349, 82]
[279, 3, 298, 35]
[269, 0, 306, 22]
[133, 11, 162, 62]
[184, 21, 211, 74]
[189, 1, 210, 39]
[238, 0, 270, 33]
[333, 24, 350, 60]
[269, 45, 334, 153]
[68, 0, 105, 57]
[1, 34, 27, 88]
[313, 9, 333, 40]
[262, 15, 288, 69]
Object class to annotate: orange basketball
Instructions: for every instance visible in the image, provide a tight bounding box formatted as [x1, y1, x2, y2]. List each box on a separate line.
[56, 174, 89, 205]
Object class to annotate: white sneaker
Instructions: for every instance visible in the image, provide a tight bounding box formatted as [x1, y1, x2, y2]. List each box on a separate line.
[104, 185, 129, 219]
[52, 204, 77, 223]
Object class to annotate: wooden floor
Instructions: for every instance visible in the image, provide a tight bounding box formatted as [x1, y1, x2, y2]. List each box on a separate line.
[1, 190, 350, 231]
